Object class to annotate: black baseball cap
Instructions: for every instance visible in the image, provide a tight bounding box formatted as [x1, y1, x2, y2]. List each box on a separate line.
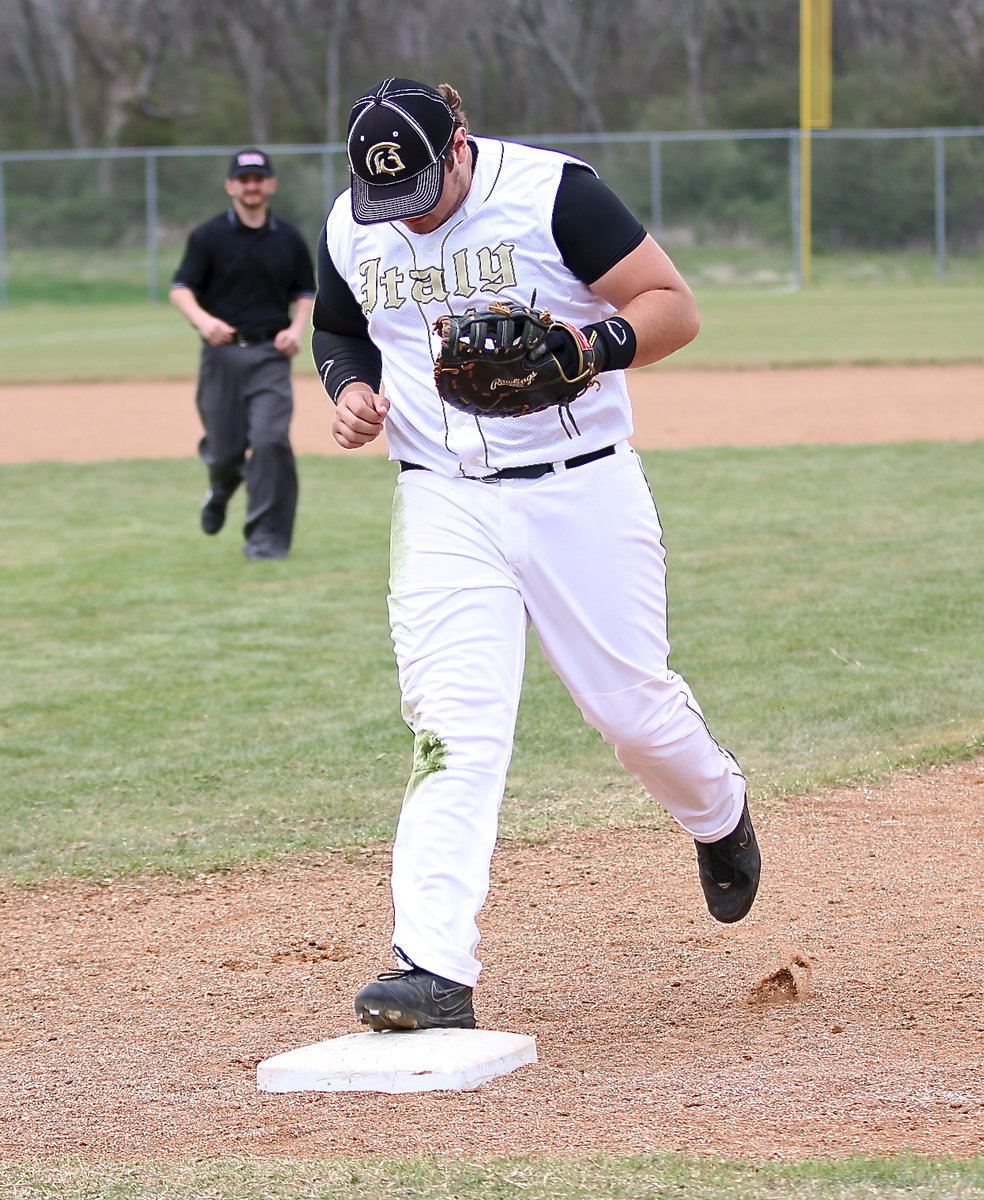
[227, 148, 274, 179]
[347, 78, 455, 225]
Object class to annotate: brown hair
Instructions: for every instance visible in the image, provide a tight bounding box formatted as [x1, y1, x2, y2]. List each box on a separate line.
[438, 83, 468, 132]
[438, 83, 468, 167]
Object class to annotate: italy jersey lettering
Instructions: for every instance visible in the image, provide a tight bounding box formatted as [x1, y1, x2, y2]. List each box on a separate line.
[324, 136, 634, 474]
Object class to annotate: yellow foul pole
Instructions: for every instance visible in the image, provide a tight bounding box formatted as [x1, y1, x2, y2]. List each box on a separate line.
[800, 0, 832, 283]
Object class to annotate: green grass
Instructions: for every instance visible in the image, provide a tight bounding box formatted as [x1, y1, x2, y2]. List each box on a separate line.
[672, 245, 984, 291]
[0, 245, 185, 306]
[6, 1153, 984, 1200]
[0, 300, 223, 383]
[1, 282, 983, 383]
[2, 242, 981, 309]
[1, 444, 981, 881]
[682, 282, 984, 367]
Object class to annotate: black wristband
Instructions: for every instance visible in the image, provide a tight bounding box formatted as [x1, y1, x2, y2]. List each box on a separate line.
[582, 316, 637, 373]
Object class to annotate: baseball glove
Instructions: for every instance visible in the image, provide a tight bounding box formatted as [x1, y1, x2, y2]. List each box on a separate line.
[432, 301, 599, 417]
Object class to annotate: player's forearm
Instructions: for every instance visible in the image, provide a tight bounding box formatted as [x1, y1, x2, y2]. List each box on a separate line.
[588, 236, 700, 368]
[616, 286, 700, 368]
[312, 327, 383, 402]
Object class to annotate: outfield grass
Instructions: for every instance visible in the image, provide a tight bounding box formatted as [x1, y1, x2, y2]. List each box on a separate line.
[0, 245, 186, 308]
[0, 282, 982, 384]
[680, 282, 984, 368]
[1, 443, 981, 881]
[7, 1152, 984, 1200]
[8, 1135, 972, 1197]
[1, 241, 981, 306]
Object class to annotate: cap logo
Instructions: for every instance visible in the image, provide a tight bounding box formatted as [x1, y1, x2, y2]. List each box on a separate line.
[237, 153, 266, 169]
[367, 142, 406, 177]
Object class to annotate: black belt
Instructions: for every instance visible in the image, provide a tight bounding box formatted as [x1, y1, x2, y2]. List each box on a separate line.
[400, 445, 616, 481]
[233, 328, 281, 346]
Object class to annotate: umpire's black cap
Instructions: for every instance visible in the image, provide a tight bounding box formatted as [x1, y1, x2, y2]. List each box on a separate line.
[346, 78, 454, 225]
[227, 147, 274, 179]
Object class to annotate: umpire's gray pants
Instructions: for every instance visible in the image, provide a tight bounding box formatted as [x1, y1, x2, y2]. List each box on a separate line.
[196, 340, 298, 557]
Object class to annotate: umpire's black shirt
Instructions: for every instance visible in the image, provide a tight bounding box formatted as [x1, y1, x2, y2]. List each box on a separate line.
[172, 209, 316, 340]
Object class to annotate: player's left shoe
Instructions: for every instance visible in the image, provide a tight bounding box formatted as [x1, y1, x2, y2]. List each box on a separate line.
[355, 967, 476, 1031]
[695, 799, 761, 923]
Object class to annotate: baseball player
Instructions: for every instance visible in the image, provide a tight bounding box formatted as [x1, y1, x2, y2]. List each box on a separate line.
[312, 78, 761, 1031]
[171, 148, 316, 560]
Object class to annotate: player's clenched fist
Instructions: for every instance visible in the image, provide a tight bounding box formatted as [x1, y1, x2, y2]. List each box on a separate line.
[333, 383, 389, 449]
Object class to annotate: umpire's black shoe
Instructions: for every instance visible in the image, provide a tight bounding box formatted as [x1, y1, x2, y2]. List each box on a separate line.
[199, 490, 229, 535]
[695, 799, 761, 924]
[355, 967, 476, 1031]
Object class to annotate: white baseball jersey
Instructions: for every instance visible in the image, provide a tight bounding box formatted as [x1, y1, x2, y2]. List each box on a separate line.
[323, 136, 634, 475]
[319, 134, 747, 988]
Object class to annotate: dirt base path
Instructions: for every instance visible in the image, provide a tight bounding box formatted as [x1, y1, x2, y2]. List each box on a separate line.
[2, 363, 983, 464]
[2, 760, 982, 1162]
[1, 365, 982, 1163]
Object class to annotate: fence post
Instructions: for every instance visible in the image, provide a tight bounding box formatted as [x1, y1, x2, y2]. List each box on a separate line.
[0, 161, 8, 308]
[145, 153, 160, 303]
[789, 132, 803, 288]
[934, 133, 947, 283]
[649, 136, 663, 238]
[322, 150, 335, 227]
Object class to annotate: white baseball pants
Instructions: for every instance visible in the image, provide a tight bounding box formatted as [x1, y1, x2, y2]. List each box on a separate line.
[387, 442, 745, 986]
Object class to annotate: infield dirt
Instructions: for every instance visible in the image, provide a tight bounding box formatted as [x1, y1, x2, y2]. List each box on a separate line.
[1, 365, 982, 1162]
[2, 362, 984, 463]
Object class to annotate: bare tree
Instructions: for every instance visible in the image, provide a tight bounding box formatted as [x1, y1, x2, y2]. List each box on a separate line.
[16, 0, 88, 145]
[2, 0, 983, 151]
[226, 16, 271, 143]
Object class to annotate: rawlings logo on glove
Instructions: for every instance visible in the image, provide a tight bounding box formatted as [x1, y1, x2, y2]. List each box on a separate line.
[491, 372, 538, 390]
[432, 300, 599, 418]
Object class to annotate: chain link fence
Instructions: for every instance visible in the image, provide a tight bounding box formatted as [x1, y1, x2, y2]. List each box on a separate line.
[1, 127, 982, 306]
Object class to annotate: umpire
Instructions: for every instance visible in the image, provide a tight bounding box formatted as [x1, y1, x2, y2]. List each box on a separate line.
[171, 148, 316, 560]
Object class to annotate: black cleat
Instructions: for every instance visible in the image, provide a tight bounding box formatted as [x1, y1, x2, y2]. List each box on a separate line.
[355, 967, 476, 1031]
[695, 799, 761, 923]
[200, 490, 229, 535]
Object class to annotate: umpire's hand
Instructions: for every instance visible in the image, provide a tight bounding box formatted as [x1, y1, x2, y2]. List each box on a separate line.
[275, 327, 303, 358]
[333, 383, 389, 450]
[198, 316, 236, 345]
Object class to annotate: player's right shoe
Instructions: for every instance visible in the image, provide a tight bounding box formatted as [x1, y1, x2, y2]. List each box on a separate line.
[355, 967, 476, 1031]
[695, 798, 761, 923]
[199, 489, 228, 535]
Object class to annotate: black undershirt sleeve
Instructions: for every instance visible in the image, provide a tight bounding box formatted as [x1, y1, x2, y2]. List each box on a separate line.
[311, 225, 382, 402]
[551, 163, 647, 285]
